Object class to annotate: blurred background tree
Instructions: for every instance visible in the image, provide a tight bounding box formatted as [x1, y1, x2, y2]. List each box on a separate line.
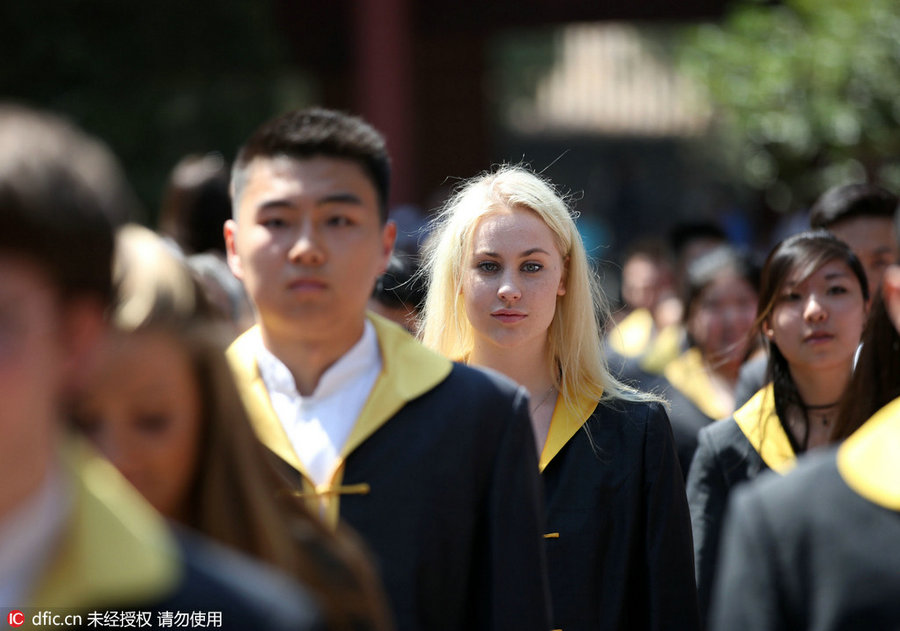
[677, 0, 900, 215]
[0, 0, 315, 222]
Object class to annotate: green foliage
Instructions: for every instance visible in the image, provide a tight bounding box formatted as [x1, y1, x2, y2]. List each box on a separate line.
[0, 0, 316, 221]
[678, 0, 900, 211]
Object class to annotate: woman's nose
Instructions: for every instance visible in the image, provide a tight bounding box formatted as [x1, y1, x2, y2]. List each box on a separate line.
[497, 277, 521, 303]
[803, 295, 827, 321]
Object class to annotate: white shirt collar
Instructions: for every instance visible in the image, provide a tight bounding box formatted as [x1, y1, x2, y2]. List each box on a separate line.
[0, 462, 71, 606]
[256, 319, 380, 402]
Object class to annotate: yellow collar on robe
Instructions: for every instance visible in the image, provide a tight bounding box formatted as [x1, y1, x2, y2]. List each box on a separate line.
[732, 384, 796, 474]
[837, 396, 900, 510]
[608, 308, 654, 358]
[663, 347, 732, 421]
[227, 312, 453, 526]
[639, 323, 683, 375]
[538, 393, 600, 472]
[30, 437, 180, 609]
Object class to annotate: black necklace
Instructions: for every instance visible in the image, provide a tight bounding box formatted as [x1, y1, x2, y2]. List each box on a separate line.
[804, 400, 840, 410]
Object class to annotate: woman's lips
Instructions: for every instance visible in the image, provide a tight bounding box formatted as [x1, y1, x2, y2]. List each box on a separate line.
[804, 331, 834, 344]
[492, 310, 526, 323]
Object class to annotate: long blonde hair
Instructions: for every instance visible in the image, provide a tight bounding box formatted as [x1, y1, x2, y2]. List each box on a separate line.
[419, 165, 655, 412]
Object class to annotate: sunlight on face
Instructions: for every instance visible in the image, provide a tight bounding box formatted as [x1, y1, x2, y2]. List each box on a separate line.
[461, 206, 566, 355]
[765, 259, 867, 372]
[226, 156, 395, 348]
[73, 330, 203, 519]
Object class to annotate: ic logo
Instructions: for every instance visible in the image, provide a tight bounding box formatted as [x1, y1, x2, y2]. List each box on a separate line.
[7, 610, 24, 627]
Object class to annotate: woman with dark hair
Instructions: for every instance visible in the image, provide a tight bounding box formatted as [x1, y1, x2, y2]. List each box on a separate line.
[686, 230, 869, 626]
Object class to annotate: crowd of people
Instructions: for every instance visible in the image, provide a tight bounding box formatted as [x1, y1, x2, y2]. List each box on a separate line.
[3, 99, 900, 631]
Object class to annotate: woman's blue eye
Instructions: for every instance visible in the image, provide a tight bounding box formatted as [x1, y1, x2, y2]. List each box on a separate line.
[478, 261, 500, 273]
[522, 262, 543, 273]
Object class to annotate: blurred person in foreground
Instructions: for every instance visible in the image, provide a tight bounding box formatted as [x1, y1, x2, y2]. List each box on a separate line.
[0, 103, 320, 629]
[689, 231, 868, 627]
[223, 108, 550, 631]
[73, 224, 391, 630]
[419, 165, 699, 631]
[710, 216, 900, 630]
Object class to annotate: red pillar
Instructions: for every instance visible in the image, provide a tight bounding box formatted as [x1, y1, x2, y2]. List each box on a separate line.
[353, 0, 415, 208]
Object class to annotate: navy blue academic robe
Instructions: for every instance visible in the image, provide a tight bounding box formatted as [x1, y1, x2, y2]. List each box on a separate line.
[227, 314, 552, 631]
[686, 384, 797, 627]
[540, 394, 700, 630]
[34, 439, 322, 631]
[711, 395, 900, 630]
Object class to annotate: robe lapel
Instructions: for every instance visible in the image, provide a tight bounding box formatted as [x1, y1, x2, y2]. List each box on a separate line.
[733, 384, 796, 474]
[539, 394, 600, 472]
[227, 314, 453, 526]
[837, 396, 900, 510]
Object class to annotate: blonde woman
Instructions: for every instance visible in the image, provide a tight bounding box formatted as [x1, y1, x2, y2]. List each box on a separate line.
[419, 165, 699, 631]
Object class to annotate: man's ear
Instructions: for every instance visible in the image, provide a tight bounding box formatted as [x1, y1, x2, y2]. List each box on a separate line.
[882, 264, 900, 334]
[224, 219, 243, 280]
[379, 220, 397, 275]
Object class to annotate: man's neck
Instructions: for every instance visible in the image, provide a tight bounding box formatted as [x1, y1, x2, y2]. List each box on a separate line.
[0, 431, 56, 520]
[260, 318, 367, 396]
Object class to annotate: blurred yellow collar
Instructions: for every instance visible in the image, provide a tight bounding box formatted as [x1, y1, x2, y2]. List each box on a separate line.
[30, 438, 180, 609]
[838, 396, 900, 510]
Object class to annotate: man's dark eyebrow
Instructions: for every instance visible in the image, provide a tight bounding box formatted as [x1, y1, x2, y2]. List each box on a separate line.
[257, 198, 294, 211]
[317, 192, 364, 206]
[256, 192, 364, 211]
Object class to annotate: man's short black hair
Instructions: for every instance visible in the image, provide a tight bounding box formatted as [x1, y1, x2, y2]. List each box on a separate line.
[371, 251, 425, 311]
[668, 221, 727, 261]
[231, 107, 391, 222]
[809, 183, 899, 229]
[0, 104, 128, 304]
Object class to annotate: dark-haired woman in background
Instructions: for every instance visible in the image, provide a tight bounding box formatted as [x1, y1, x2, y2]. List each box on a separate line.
[623, 246, 760, 479]
[686, 230, 868, 626]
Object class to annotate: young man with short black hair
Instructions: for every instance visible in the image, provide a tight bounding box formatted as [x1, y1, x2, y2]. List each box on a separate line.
[225, 107, 551, 631]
